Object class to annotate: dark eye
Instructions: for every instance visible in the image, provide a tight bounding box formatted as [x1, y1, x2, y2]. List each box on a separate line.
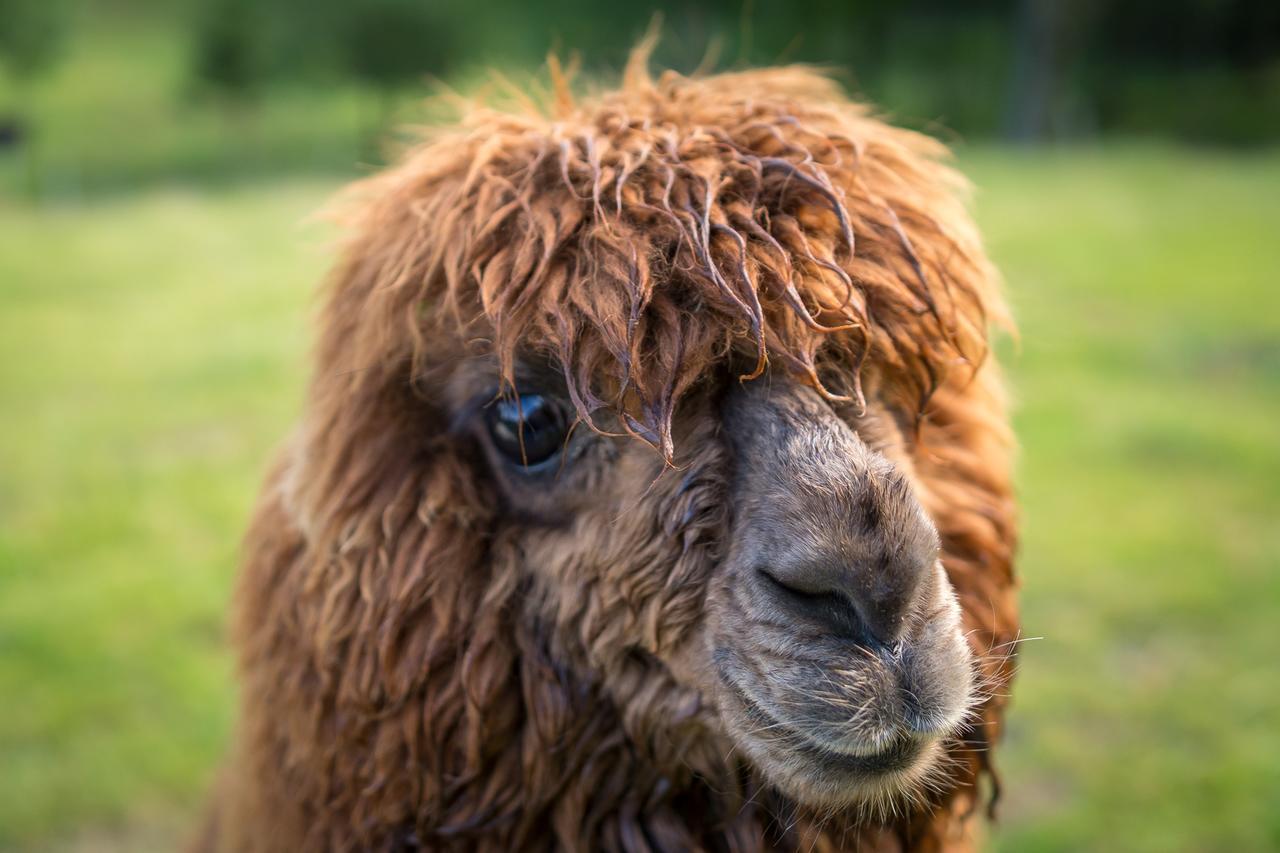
[485, 394, 570, 470]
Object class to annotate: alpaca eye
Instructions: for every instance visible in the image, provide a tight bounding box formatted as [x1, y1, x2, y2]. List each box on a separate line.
[485, 394, 570, 470]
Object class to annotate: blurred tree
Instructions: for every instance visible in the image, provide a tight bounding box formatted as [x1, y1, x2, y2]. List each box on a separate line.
[0, 0, 69, 81]
[188, 0, 457, 160]
[1082, 0, 1280, 143]
[191, 0, 269, 100]
[341, 0, 455, 88]
[1005, 0, 1100, 141]
[0, 0, 70, 196]
[338, 0, 457, 158]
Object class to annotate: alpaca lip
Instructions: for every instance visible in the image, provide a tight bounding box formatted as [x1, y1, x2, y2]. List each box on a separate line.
[717, 660, 926, 776]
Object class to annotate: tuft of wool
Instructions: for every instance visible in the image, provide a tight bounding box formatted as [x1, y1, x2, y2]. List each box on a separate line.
[329, 58, 1003, 460]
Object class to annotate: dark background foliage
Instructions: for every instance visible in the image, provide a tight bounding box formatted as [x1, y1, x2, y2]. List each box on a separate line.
[192, 0, 1280, 142]
[1, 0, 1278, 197]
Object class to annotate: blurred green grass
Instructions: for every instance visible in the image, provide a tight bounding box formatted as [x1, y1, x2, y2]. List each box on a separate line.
[1, 147, 1278, 852]
[0, 181, 329, 851]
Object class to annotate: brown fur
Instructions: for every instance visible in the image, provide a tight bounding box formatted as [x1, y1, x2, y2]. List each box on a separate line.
[199, 54, 1018, 853]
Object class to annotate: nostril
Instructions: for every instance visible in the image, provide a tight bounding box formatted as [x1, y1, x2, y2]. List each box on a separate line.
[756, 567, 817, 599]
[756, 568, 870, 643]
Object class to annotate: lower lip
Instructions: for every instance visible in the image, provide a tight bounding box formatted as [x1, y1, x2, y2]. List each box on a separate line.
[793, 727, 924, 775]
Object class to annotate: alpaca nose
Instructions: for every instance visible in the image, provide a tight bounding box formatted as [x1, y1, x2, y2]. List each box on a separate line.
[723, 378, 940, 647]
[755, 524, 930, 647]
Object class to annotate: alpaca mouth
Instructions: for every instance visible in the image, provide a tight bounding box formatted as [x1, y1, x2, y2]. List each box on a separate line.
[723, 672, 928, 775]
[713, 652, 943, 804]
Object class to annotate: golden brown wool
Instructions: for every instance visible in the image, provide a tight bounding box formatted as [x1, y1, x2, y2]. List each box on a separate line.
[197, 52, 1019, 853]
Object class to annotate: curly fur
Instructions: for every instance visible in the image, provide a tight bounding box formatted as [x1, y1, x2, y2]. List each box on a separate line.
[198, 50, 1019, 853]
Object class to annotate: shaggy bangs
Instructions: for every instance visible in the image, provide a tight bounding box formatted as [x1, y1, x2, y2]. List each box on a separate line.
[336, 51, 1002, 458]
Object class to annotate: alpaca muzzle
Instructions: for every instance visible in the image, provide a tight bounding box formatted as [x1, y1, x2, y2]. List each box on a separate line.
[708, 378, 975, 806]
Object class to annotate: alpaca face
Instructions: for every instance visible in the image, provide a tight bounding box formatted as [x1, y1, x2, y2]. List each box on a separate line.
[217, 66, 1017, 850]
[453, 354, 976, 812]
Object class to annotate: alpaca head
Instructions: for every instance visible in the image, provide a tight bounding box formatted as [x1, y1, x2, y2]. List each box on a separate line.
[290, 61, 1013, 831]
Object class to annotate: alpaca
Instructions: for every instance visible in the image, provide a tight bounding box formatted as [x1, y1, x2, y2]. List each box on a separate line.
[198, 52, 1019, 853]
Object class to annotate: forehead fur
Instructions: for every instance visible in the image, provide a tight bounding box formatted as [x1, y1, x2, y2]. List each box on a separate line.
[331, 54, 1005, 457]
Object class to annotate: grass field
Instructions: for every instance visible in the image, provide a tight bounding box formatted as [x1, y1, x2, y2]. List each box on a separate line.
[1, 146, 1278, 851]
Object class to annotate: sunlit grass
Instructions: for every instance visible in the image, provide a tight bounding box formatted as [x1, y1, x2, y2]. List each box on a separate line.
[0, 147, 1277, 850]
[0, 182, 329, 849]
[965, 145, 1280, 852]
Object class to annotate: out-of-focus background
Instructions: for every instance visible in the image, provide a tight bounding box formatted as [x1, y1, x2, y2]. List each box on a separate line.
[1, 0, 1277, 850]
